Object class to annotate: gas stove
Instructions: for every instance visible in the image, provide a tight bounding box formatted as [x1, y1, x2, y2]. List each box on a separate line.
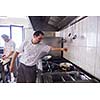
[37, 56, 100, 83]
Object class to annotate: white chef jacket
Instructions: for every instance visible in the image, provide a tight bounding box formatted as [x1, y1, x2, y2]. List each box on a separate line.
[4, 39, 16, 58]
[16, 40, 51, 66]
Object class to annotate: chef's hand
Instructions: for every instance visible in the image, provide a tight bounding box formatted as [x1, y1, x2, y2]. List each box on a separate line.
[2, 54, 5, 57]
[63, 48, 68, 52]
[2, 55, 8, 60]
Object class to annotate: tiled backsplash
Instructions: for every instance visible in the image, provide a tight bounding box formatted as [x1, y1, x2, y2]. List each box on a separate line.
[56, 16, 100, 79]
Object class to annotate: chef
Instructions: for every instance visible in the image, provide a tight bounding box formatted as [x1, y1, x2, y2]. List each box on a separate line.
[10, 31, 68, 83]
[1, 34, 16, 82]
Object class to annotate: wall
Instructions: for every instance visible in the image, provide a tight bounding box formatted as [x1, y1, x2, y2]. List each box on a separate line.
[56, 16, 100, 79]
[44, 32, 55, 37]
[24, 28, 34, 40]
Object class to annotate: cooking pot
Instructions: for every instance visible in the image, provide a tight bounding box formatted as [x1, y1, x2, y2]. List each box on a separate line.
[59, 62, 72, 71]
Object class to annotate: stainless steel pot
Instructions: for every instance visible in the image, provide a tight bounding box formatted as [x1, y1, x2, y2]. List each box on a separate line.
[42, 55, 52, 61]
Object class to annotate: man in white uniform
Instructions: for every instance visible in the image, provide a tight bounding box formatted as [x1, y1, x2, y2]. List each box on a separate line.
[10, 31, 68, 83]
[1, 34, 15, 60]
[1, 34, 16, 82]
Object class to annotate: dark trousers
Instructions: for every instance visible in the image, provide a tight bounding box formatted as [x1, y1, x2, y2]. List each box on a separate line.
[17, 63, 37, 83]
[0, 59, 11, 83]
[6, 62, 11, 82]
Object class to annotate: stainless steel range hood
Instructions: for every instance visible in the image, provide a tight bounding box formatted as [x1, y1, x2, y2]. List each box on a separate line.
[28, 16, 78, 31]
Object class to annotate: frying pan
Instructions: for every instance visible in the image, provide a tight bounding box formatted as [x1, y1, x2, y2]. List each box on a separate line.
[60, 62, 72, 71]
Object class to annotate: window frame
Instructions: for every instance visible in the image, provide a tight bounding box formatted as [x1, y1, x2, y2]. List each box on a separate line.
[0, 25, 24, 48]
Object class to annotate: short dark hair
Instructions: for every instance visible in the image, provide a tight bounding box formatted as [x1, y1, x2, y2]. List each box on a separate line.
[33, 31, 44, 36]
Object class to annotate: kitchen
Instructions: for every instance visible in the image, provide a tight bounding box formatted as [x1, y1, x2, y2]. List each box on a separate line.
[1, 0, 100, 99]
[0, 16, 100, 83]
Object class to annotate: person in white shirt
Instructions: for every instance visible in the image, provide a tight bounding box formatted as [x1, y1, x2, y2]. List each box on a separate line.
[1, 34, 15, 60]
[1, 34, 16, 82]
[10, 31, 68, 83]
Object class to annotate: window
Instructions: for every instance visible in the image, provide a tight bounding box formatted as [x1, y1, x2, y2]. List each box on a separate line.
[0, 25, 24, 49]
[11, 25, 23, 48]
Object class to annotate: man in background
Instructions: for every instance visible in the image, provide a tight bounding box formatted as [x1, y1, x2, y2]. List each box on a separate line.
[1, 34, 16, 82]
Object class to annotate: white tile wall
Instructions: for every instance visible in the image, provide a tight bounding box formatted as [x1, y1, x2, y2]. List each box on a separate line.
[97, 17, 100, 48]
[85, 47, 96, 75]
[94, 16, 100, 79]
[86, 17, 97, 47]
[95, 47, 100, 78]
[56, 16, 100, 79]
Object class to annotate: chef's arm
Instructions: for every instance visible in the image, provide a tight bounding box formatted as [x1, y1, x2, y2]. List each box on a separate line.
[6, 51, 14, 58]
[50, 47, 68, 52]
[2, 51, 14, 60]
[10, 51, 19, 72]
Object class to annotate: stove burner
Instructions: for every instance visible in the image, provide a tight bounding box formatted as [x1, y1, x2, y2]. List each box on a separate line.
[37, 57, 100, 83]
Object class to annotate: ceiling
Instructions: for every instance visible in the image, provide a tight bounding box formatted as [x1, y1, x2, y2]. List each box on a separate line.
[28, 16, 78, 32]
